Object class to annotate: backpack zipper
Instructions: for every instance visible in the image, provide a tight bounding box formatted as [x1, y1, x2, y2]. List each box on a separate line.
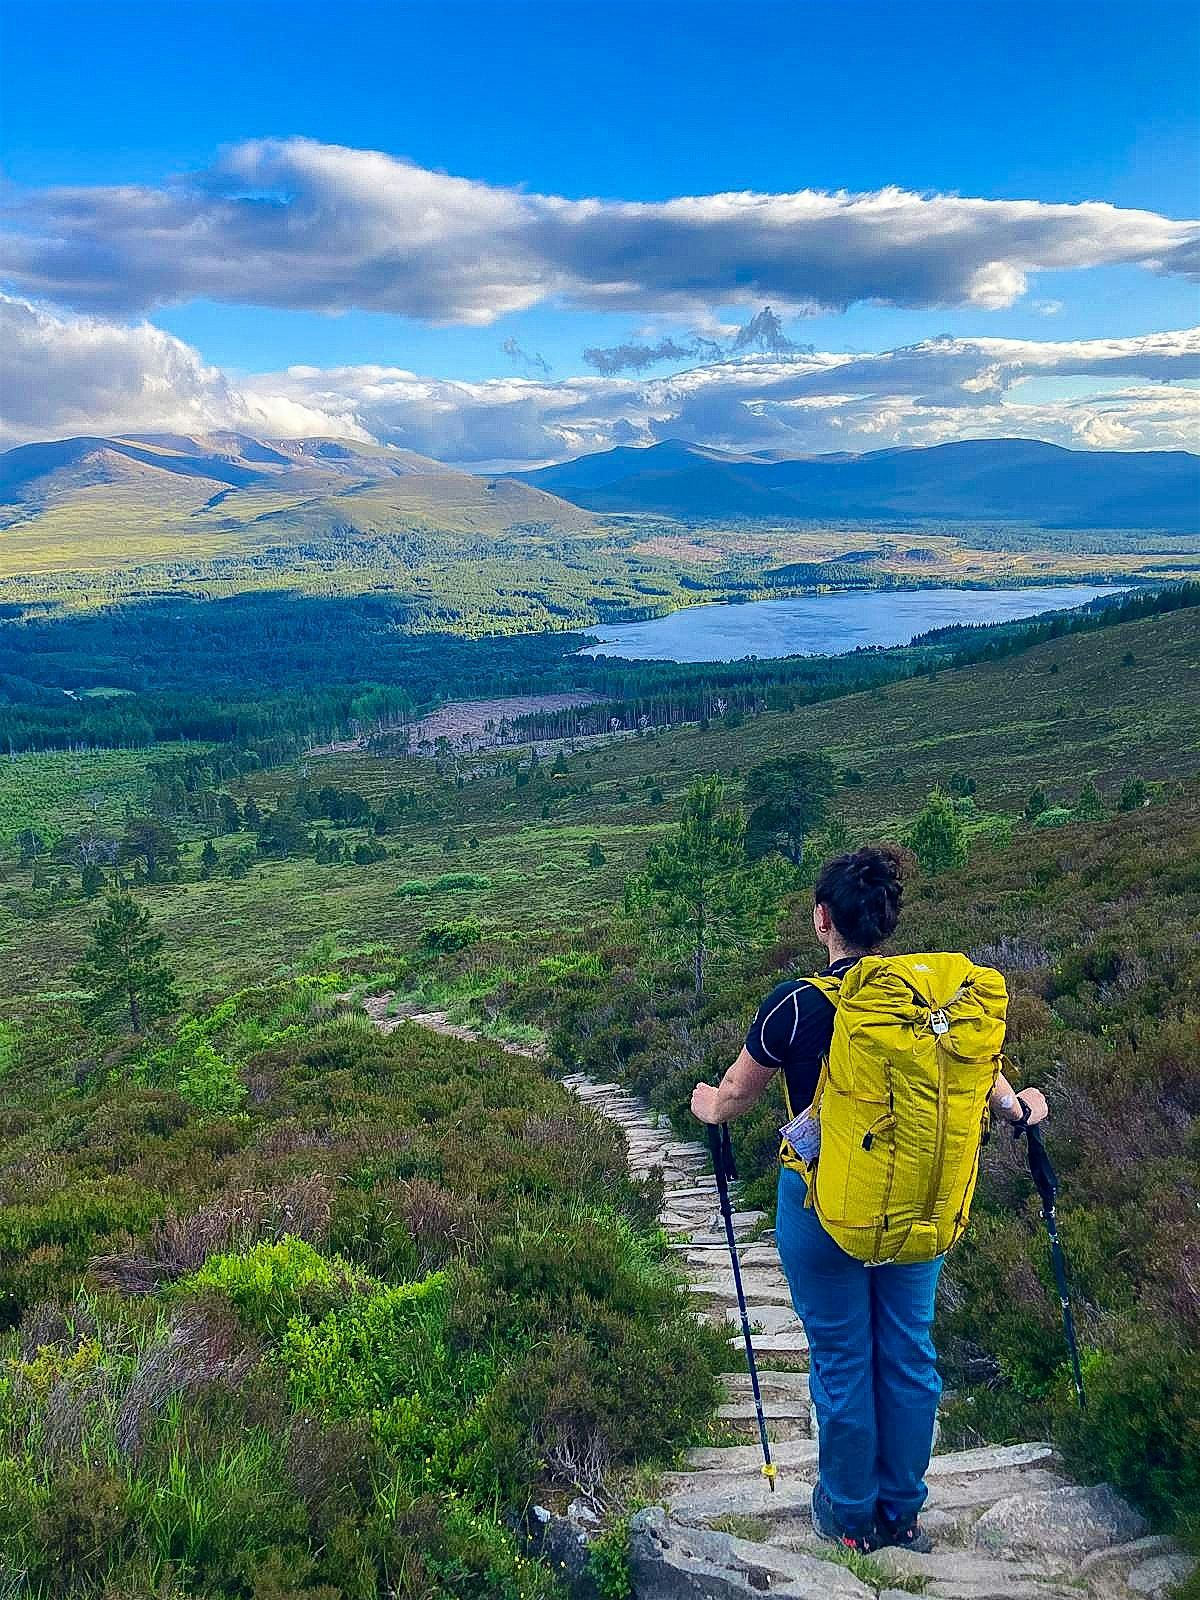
[922, 1014, 950, 1222]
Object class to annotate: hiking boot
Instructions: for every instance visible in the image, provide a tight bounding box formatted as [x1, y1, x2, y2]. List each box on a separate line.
[811, 1481, 878, 1553]
[879, 1515, 934, 1553]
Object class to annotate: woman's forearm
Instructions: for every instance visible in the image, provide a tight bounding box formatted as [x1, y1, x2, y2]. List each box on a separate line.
[713, 1077, 763, 1121]
[690, 1048, 778, 1126]
[989, 1071, 1022, 1120]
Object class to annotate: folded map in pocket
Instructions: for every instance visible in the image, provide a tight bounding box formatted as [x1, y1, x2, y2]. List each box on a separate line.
[779, 1106, 821, 1164]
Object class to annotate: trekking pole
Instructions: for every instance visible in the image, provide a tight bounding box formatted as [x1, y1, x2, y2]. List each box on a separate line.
[1013, 1108, 1086, 1410]
[707, 1121, 777, 1490]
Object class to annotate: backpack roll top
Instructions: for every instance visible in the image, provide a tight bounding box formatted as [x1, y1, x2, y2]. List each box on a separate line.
[803, 953, 1007, 1266]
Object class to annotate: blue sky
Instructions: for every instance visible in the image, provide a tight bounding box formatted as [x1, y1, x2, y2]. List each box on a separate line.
[2, 0, 1198, 461]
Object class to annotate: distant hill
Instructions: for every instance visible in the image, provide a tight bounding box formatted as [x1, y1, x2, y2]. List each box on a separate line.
[0, 432, 595, 538]
[510, 437, 1200, 529]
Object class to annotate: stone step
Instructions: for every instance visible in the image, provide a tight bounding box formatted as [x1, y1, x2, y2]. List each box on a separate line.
[629, 1507, 873, 1600]
[685, 1228, 767, 1248]
[720, 1369, 810, 1400]
[668, 1448, 1061, 1531]
[716, 1398, 811, 1425]
[876, 1545, 1091, 1600]
[703, 1304, 805, 1336]
[972, 1481, 1147, 1559]
[1079, 1535, 1193, 1597]
[688, 1274, 794, 1306]
[904, 1470, 1073, 1547]
[659, 1191, 723, 1214]
[929, 1443, 1056, 1477]
[666, 1470, 815, 1525]
[732, 1328, 808, 1355]
[661, 1453, 815, 1497]
[678, 1243, 780, 1268]
[686, 1434, 817, 1474]
[720, 1415, 811, 1444]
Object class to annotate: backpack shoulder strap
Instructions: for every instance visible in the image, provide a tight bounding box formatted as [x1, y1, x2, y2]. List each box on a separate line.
[778, 971, 843, 1121]
[803, 972, 843, 1006]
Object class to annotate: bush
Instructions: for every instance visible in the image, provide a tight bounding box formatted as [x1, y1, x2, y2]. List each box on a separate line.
[1033, 805, 1073, 828]
[397, 873, 492, 898]
[1053, 1332, 1200, 1530]
[420, 917, 484, 953]
[177, 1237, 367, 1337]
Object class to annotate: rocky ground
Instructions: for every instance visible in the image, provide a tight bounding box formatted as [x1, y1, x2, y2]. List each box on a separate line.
[362, 999, 1194, 1600]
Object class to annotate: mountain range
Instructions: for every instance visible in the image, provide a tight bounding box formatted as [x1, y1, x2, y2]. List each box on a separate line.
[1, 436, 1196, 560]
[0, 432, 594, 538]
[510, 437, 1200, 529]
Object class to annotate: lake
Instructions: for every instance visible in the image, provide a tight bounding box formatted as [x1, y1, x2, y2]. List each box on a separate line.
[580, 585, 1128, 662]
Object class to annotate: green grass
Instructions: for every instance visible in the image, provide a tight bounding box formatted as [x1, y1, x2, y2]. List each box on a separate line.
[707, 1513, 771, 1541]
[815, 1542, 927, 1592]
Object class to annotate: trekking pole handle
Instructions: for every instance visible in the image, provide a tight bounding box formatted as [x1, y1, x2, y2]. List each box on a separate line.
[707, 1121, 737, 1181]
[1010, 1099, 1048, 1148]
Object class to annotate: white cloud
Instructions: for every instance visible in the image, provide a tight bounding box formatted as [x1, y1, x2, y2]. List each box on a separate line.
[3, 294, 1197, 462]
[2, 137, 1197, 322]
[0, 294, 369, 447]
[244, 328, 1200, 459]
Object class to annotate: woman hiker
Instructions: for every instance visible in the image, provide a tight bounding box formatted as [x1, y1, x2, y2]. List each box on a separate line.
[689, 844, 1048, 1554]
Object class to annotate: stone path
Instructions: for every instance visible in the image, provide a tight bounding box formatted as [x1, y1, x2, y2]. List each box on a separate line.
[361, 1001, 1192, 1600]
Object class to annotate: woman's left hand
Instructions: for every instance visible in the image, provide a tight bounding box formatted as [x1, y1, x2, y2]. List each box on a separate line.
[1016, 1087, 1049, 1126]
[690, 1082, 720, 1124]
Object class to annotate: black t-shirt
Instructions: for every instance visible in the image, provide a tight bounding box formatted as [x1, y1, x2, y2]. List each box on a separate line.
[744, 958, 859, 1114]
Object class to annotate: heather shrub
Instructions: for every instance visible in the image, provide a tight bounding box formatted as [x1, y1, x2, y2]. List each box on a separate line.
[0, 975, 716, 1593]
[1053, 1328, 1200, 1529]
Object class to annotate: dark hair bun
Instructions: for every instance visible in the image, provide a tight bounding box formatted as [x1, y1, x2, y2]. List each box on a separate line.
[813, 845, 904, 951]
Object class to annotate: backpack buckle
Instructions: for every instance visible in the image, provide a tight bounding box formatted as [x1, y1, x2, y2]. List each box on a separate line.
[930, 1009, 950, 1036]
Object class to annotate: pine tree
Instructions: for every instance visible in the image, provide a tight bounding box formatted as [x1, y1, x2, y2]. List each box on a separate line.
[908, 789, 969, 875]
[80, 862, 107, 897]
[587, 842, 606, 869]
[626, 774, 788, 998]
[1074, 782, 1105, 821]
[1119, 777, 1148, 812]
[200, 839, 219, 877]
[120, 817, 181, 882]
[73, 892, 179, 1034]
[744, 751, 835, 866]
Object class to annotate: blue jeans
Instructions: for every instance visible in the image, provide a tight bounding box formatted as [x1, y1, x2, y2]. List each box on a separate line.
[776, 1165, 943, 1535]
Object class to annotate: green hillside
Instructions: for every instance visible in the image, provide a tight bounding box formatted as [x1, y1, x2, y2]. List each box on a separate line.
[0, 432, 597, 584]
[2, 602, 1196, 998]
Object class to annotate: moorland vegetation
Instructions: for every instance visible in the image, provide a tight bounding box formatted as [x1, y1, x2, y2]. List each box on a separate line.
[0, 553, 1196, 1592]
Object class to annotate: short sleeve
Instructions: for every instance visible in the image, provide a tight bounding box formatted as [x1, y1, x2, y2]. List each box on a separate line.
[745, 981, 802, 1068]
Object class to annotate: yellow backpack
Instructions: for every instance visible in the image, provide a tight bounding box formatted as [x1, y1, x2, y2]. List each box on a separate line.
[780, 953, 1007, 1265]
